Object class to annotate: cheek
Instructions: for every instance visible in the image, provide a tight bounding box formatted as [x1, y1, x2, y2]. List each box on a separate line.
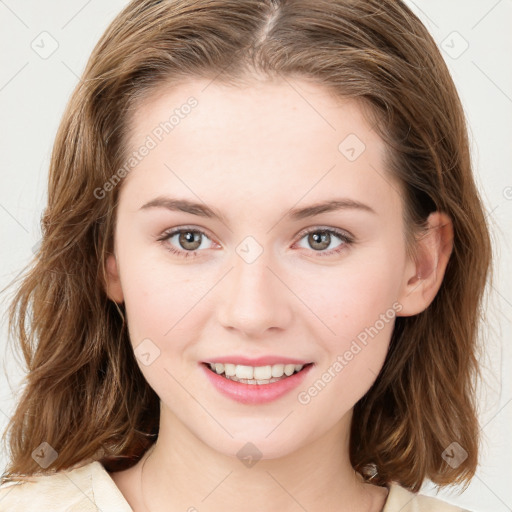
[119, 262, 205, 399]
[299, 248, 404, 338]
[293, 245, 404, 400]
[117, 248, 192, 347]
[119, 251, 219, 370]
[295, 263, 400, 414]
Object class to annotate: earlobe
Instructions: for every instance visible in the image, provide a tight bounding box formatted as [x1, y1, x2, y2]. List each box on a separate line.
[397, 211, 454, 317]
[104, 253, 124, 304]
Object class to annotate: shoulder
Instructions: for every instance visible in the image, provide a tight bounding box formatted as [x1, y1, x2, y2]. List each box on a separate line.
[0, 461, 132, 512]
[384, 482, 472, 512]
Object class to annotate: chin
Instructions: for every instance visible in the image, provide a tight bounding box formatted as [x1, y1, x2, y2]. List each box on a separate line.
[192, 417, 315, 463]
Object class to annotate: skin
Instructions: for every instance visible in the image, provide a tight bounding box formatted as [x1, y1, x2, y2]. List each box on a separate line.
[105, 77, 453, 512]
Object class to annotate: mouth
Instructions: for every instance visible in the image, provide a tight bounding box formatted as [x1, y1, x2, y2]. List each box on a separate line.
[200, 360, 314, 404]
[202, 362, 314, 385]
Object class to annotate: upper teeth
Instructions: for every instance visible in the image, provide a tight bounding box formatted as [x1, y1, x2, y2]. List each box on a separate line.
[209, 363, 304, 380]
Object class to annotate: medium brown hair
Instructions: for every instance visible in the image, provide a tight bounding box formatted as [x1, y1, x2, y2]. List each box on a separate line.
[1, 0, 491, 492]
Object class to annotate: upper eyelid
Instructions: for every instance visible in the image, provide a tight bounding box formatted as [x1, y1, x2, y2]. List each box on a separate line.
[296, 225, 353, 240]
[159, 225, 217, 244]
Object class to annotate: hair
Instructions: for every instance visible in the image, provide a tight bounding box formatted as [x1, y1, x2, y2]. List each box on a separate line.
[1, 0, 491, 493]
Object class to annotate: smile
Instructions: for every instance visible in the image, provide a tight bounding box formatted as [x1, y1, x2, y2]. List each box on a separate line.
[201, 362, 314, 404]
[206, 362, 306, 384]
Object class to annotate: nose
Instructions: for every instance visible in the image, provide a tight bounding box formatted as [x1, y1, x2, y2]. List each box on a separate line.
[216, 250, 294, 338]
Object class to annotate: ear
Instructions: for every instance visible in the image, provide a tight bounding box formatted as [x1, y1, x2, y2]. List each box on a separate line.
[397, 211, 453, 316]
[104, 253, 124, 303]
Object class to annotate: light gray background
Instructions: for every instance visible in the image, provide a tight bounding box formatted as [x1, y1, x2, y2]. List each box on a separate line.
[0, 1, 511, 511]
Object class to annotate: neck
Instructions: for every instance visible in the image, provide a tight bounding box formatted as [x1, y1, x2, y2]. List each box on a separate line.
[137, 405, 381, 512]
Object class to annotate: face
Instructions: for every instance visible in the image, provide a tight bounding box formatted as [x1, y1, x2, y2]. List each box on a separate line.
[105, 77, 420, 460]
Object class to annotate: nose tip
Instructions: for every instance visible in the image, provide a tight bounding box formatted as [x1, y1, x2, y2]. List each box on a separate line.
[216, 255, 293, 337]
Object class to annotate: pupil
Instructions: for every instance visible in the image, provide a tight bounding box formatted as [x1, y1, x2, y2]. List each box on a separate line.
[180, 231, 201, 250]
[310, 231, 329, 250]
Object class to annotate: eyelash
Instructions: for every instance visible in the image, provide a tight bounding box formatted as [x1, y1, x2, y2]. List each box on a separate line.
[157, 226, 354, 259]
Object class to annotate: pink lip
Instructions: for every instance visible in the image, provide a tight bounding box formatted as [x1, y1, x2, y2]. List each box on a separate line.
[204, 356, 311, 366]
[200, 362, 313, 405]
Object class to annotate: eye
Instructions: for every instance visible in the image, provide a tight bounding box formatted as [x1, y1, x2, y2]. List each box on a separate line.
[294, 227, 353, 257]
[157, 226, 354, 259]
[157, 227, 216, 258]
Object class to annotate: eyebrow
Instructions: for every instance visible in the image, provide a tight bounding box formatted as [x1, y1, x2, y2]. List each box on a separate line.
[139, 196, 376, 223]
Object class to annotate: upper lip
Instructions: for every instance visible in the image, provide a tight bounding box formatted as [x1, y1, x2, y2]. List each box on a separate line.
[203, 356, 312, 366]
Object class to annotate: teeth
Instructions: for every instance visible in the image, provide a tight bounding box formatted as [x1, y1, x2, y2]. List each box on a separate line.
[236, 365, 254, 380]
[284, 364, 296, 376]
[271, 364, 284, 377]
[253, 365, 272, 380]
[224, 363, 236, 376]
[207, 362, 305, 382]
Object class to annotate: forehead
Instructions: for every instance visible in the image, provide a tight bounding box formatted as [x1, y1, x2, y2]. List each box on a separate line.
[119, 77, 402, 218]
[127, 77, 377, 155]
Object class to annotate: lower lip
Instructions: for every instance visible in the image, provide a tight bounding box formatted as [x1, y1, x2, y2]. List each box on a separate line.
[201, 363, 313, 405]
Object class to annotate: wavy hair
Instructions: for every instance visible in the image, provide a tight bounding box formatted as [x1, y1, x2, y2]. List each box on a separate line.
[1, 0, 491, 492]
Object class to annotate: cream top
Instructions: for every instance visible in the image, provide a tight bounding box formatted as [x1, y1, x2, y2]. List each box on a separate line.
[0, 461, 471, 511]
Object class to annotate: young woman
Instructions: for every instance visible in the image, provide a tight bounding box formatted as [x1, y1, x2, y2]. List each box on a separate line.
[0, 1, 491, 511]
